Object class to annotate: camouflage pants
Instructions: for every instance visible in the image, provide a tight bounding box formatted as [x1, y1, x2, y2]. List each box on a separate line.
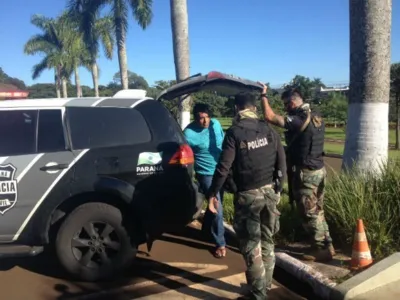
[292, 166, 332, 249]
[233, 185, 280, 300]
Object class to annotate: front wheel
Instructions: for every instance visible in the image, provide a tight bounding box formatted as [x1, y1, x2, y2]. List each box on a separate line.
[55, 202, 137, 281]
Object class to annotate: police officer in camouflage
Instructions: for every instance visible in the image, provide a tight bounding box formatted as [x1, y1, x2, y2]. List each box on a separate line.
[258, 82, 335, 262]
[207, 92, 286, 300]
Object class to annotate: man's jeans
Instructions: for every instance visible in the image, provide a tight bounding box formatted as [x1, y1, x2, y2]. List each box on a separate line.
[196, 174, 226, 248]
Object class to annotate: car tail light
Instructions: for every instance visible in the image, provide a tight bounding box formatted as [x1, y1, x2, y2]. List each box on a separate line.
[207, 71, 225, 79]
[169, 144, 194, 165]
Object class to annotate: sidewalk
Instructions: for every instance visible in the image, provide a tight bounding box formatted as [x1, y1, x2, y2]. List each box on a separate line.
[134, 272, 305, 300]
[351, 279, 400, 300]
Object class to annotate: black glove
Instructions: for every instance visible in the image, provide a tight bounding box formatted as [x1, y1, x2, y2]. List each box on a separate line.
[273, 170, 283, 194]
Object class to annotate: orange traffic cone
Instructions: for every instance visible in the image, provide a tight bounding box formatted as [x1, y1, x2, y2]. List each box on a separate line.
[350, 219, 373, 270]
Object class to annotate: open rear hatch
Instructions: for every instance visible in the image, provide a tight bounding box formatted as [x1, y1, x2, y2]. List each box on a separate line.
[156, 71, 263, 101]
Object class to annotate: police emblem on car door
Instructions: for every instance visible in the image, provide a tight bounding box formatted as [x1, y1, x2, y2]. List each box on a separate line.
[0, 109, 78, 243]
[0, 164, 17, 214]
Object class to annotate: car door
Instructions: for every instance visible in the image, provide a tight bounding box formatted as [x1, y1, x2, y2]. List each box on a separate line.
[0, 108, 76, 242]
[156, 71, 263, 101]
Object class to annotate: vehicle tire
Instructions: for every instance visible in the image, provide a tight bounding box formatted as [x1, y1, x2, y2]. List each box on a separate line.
[55, 202, 137, 282]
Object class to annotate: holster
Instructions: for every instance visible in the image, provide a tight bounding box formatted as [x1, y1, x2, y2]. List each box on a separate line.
[286, 163, 295, 209]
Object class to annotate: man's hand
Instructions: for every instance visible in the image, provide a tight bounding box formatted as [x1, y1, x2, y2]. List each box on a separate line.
[257, 81, 268, 95]
[208, 197, 219, 214]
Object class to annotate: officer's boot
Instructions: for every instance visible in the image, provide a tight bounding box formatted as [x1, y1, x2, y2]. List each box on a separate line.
[302, 247, 333, 262]
[327, 243, 336, 257]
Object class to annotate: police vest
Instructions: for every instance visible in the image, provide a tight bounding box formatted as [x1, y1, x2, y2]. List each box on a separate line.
[285, 109, 325, 170]
[230, 119, 277, 192]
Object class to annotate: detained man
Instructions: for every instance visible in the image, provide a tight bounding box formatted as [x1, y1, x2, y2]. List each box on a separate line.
[184, 103, 227, 258]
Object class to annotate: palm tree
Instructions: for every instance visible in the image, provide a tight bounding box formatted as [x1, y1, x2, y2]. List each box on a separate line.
[342, 0, 392, 172]
[170, 0, 191, 129]
[58, 12, 91, 97]
[24, 14, 86, 98]
[24, 15, 63, 98]
[68, 0, 153, 90]
[67, 6, 115, 97]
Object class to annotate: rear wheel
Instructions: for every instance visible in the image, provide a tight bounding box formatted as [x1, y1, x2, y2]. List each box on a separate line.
[55, 202, 137, 281]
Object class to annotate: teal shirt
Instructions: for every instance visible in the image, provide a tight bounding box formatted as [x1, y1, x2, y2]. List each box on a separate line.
[183, 118, 225, 175]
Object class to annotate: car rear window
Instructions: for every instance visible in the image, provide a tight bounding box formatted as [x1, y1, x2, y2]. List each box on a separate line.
[37, 109, 66, 153]
[0, 110, 38, 156]
[67, 106, 151, 150]
[0, 109, 67, 157]
[135, 100, 185, 143]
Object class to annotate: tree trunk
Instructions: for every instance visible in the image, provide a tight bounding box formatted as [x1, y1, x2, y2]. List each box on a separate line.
[116, 32, 129, 90]
[56, 85, 61, 99]
[74, 67, 82, 97]
[342, 0, 392, 173]
[54, 68, 61, 98]
[396, 97, 400, 149]
[170, 0, 191, 130]
[62, 79, 68, 98]
[91, 62, 99, 97]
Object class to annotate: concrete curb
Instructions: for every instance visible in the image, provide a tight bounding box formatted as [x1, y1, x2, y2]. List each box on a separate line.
[330, 252, 400, 300]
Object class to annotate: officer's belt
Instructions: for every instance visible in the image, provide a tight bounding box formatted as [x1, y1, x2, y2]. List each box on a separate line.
[291, 165, 321, 173]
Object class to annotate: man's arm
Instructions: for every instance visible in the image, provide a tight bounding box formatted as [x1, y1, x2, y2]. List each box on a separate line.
[208, 130, 236, 198]
[261, 95, 286, 128]
[212, 118, 225, 146]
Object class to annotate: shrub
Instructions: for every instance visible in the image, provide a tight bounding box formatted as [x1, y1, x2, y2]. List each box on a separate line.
[324, 160, 400, 259]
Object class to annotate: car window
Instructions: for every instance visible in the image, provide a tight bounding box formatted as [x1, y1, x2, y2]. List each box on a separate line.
[0, 110, 38, 156]
[67, 107, 151, 150]
[135, 100, 185, 143]
[37, 109, 66, 153]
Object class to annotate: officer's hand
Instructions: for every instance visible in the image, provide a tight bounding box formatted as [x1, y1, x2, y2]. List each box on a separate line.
[257, 81, 268, 94]
[208, 197, 219, 214]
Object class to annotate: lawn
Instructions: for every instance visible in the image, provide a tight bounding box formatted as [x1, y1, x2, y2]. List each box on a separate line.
[216, 117, 399, 156]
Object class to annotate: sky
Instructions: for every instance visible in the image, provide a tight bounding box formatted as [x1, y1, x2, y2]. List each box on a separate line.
[1, 0, 400, 89]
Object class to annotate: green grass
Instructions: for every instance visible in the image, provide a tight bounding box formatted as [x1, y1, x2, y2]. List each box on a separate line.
[217, 117, 398, 152]
[324, 160, 400, 259]
[323, 142, 400, 159]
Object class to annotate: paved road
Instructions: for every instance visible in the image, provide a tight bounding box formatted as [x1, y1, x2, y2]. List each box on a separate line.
[324, 156, 342, 177]
[0, 222, 304, 300]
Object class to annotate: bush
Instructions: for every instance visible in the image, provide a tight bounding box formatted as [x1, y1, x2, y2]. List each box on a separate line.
[324, 160, 400, 259]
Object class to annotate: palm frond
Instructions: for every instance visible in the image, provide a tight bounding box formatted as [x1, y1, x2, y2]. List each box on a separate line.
[24, 34, 55, 55]
[30, 14, 54, 30]
[129, 0, 153, 29]
[96, 16, 115, 59]
[112, 0, 129, 45]
[32, 56, 51, 80]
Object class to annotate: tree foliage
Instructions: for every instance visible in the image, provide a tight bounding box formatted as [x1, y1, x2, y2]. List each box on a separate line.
[112, 70, 149, 90]
[319, 92, 348, 125]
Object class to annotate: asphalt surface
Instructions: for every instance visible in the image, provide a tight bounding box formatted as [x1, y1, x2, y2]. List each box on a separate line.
[0, 222, 304, 300]
[0, 156, 342, 300]
[323, 156, 342, 178]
